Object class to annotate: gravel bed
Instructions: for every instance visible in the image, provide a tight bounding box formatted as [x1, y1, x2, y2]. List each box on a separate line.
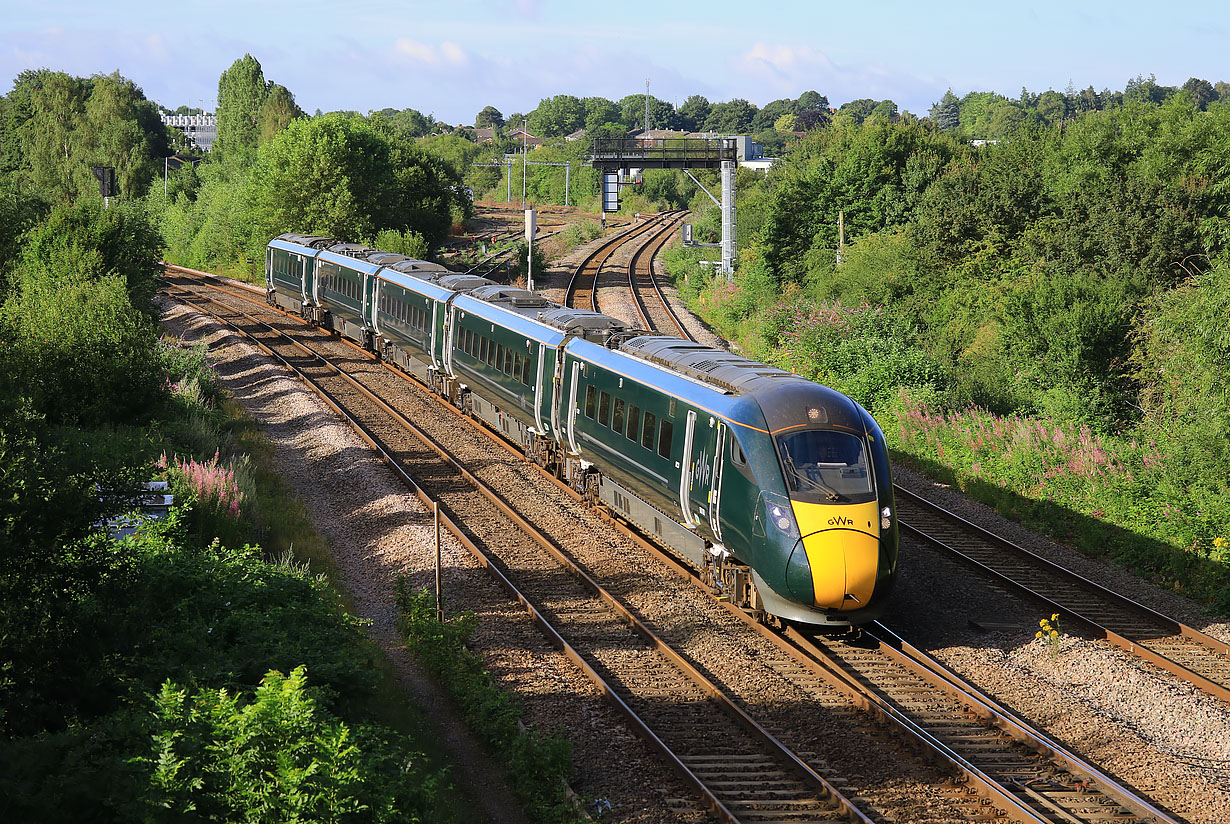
[887, 467, 1230, 823]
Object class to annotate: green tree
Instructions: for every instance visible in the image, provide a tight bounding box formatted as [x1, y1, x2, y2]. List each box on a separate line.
[581, 96, 619, 132]
[1181, 77, 1216, 110]
[617, 94, 678, 131]
[251, 113, 396, 241]
[251, 113, 467, 248]
[1035, 89, 1070, 124]
[12, 70, 90, 200]
[677, 94, 712, 132]
[752, 98, 798, 132]
[796, 90, 829, 112]
[369, 106, 435, 139]
[773, 113, 798, 132]
[475, 104, 504, 128]
[703, 99, 758, 133]
[1124, 73, 1175, 105]
[527, 94, 585, 137]
[930, 89, 961, 130]
[214, 54, 267, 160]
[257, 83, 303, 144]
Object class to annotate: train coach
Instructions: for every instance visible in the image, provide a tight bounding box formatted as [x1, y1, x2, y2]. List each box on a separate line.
[266, 233, 898, 628]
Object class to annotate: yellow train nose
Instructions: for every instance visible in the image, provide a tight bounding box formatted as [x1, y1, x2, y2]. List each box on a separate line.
[791, 501, 880, 610]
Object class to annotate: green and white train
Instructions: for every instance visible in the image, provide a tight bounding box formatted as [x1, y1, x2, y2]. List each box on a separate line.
[266, 233, 899, 627]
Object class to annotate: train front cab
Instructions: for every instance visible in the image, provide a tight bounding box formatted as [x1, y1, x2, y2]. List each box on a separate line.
[724, 389, 898, 628]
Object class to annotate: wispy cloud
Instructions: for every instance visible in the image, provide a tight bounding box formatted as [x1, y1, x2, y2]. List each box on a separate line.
[392, 39, 470, 68]
[735, 41, 944, 112]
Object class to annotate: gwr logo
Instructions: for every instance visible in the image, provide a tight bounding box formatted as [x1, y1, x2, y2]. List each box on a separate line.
[828, 516, 854, 526]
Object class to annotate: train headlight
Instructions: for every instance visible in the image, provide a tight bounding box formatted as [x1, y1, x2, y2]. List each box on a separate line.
[770, 504, 792, 532]
[755, 491, 799, 539]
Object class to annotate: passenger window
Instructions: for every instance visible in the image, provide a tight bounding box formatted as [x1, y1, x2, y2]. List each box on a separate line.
[487, 340, 497, 366]
[480, 337, 488, 363]
[514, 352, 523, 378]
[626, 405, 640, 441]
[521, 353, 533, 386]
[731, 439, 747, 466]
[598, 391, 611, 427]
[496, 344, 505, 372]
[584, 385, 597, 418]
[658, 420, 674, 458]
[641, 412, 657, 450]
[612, 398, 624, 433]
[504, 347, 513, 375]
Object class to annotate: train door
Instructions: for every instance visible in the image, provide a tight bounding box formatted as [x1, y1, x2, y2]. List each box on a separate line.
[265, 247, 274, 289]
[677, 410, 698, 528]
[360, 274, 372, 336]
[566, 360, 582, 455]
[429, 302, 441, 370]
[532, 342, 552, 436]
[550, 348, 567, 445]
[708, 423, 727, 542]
[370, 278, 382, 340]
[681, 413, 725, 542]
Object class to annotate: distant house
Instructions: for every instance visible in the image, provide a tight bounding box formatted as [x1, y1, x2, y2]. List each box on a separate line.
[507, 126, 542, 147]
[565, 128, 587, 142]
[473, 126, 496, 143]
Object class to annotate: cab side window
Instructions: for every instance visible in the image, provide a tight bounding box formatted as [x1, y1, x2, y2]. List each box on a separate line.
[731, 439, 747, 466]
[584, 385, 597, 418]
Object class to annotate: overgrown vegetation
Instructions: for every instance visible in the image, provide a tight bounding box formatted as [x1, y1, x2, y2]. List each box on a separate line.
[669, 90, 1230, 611]
[0, 177, 460, 821]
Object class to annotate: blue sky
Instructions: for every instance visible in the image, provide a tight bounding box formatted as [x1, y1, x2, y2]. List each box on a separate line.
[3, 1, 1227, 123]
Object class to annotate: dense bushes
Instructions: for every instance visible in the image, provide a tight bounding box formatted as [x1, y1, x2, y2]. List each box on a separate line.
[0, 199, 453, 821]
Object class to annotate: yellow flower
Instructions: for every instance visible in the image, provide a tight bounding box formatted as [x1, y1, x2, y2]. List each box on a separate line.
[1050, 629, 1059, 639]
[1051, 613, 1060, 621]
[1039, 619, 1047, 627]
[1035, 631, 1043, 638]
[1215, 537, 1226, 548]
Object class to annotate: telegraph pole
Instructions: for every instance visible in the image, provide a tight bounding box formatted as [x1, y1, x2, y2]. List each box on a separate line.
[644, 78, 651, 134]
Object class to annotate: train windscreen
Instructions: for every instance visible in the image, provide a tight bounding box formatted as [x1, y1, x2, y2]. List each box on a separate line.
[776, 429, 874, 502]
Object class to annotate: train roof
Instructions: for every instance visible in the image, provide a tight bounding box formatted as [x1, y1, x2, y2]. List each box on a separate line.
[275, 233, 335, 250]
[619, 335, 804, 395]
[267, 234, 853, 413]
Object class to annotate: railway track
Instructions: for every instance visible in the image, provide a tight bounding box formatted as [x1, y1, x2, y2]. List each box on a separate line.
[566, 211, 683, 313]
[161, 267, 1188, 823]
[894, 485, 1230, 704]
[627, 211, 693, 340]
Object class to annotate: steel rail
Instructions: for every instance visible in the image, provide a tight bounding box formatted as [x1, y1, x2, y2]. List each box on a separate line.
[626, 211, 692, 339]
[163, 279, 874, 824]
[894, 484, 1230, 703]
[564, 211, 680, 313]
